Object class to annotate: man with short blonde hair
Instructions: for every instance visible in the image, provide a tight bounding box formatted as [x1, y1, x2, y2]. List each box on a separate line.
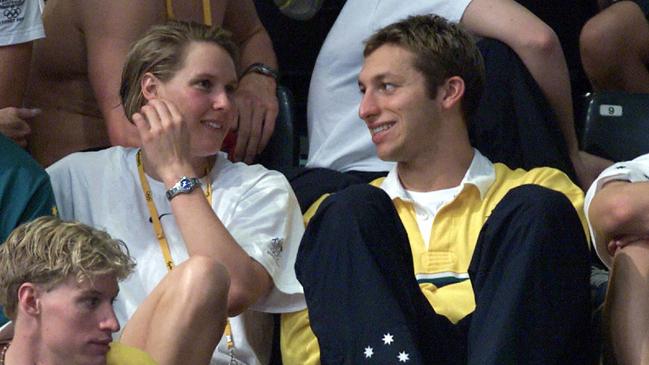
[0, 216, 230, 365]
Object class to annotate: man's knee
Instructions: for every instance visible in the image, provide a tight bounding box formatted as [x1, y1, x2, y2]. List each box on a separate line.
[500, 184, 574, 214]
[315, 184, 393, 222]
[497, 185, 585, 241]
[494, 185, 588, 257]
[298, 184, 402, 276]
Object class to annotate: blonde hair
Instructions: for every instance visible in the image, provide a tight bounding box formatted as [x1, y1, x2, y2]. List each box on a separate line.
[0, 216, 135, 319]
[119, 20, 239, 120]
[364, 15, 485, 121]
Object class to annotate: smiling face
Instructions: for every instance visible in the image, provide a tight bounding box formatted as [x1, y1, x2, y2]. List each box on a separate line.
[36, 274, 120, 365]
[155, 41, 238, 157]
[358, 44, 443, 163]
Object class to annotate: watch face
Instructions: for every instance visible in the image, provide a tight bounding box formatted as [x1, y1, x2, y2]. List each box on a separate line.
[179, 178, 192, 191]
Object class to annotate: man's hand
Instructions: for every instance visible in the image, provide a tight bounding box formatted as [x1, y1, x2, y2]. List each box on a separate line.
[232, 72, 278, 164]
[0, 107, 39, 147]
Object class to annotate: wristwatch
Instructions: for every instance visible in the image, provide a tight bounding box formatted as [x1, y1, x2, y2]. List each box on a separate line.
[166, 176, 201, 200]
[241, 63, 279, 82]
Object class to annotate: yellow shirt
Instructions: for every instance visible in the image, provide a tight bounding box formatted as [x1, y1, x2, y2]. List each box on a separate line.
[374, 151, 588, 323]
[107, 342, 158, 365]
[282, 152, 588, 364]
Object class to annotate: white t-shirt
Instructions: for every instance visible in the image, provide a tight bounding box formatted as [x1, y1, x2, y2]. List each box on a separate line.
[306, 0, 472, 172]
[47, 147, 306, 365]
[0, 0, 45, 46]
[584, 153, 649, 269]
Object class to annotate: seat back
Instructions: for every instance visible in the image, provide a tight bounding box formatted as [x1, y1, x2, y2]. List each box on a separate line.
[581, 91, 649, 162]
[258, 85, 298, 173]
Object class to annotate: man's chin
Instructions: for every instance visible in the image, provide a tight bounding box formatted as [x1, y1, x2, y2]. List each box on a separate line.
[76, 352, 109, 365]
[376, 149, 397, 162]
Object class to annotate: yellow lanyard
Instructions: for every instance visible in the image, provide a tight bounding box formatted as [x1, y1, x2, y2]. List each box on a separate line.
[166, 0, 213, 26]
[135, 150, 234, 351]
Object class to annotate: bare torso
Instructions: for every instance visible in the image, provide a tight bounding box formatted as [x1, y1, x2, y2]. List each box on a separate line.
[25, 0, 228, 166]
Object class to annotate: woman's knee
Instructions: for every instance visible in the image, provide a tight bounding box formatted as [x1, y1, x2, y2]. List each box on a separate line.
[173, 256, 230, 308]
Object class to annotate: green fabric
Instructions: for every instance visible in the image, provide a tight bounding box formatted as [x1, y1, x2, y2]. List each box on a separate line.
[0, 135, 56, 324]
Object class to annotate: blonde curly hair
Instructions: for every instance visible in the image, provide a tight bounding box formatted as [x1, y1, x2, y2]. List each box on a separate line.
[0, 216, 135, 319]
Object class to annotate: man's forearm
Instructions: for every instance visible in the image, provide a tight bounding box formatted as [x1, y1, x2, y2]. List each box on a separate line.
[238, 29, 278, 73]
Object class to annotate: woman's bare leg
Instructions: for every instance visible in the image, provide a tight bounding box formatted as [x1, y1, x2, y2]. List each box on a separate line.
[120, 255, 230, 365]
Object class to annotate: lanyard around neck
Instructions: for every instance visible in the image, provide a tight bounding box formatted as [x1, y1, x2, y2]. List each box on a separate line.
[166, 0, 213, 26]
[135, 150, 236, 351]
[136, 149, 212, 270]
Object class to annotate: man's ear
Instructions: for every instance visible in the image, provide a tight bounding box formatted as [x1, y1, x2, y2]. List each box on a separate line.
[141, 72, 160, 101]
[439, 76, 465, 111]
[17, 283, 41, 317]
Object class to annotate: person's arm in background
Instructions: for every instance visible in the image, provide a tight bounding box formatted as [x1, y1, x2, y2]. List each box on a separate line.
[78, 0, 152, 147]
[0, 0, 43, 147]
[589, 180, 649, 247]
[224, 0, 279, 164]
[0, 106, 36, 148]
[461, 0, 612, 190]
[588, 178, 649, 365]
[0, 41, 32, 108]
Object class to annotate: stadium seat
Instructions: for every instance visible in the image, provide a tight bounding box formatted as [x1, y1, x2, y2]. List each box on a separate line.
[581, 91, 649, 162]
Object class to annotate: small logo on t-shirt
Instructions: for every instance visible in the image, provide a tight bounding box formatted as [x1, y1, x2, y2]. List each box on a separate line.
[0, 0, 24, 22]
[267, 238, 284, 262]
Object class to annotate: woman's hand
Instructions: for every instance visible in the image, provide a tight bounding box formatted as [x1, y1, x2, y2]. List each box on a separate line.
[608, 235, 649, 257]
[132, 99, 195, 185]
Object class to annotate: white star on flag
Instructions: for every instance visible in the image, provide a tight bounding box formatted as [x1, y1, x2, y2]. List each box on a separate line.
[398, 351, 410, 362]
[382, 333, 394, 345]
[364, 346, 374, 358]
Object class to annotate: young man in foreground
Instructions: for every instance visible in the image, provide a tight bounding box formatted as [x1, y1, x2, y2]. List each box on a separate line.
[0, 216, 230, 365]
[287, 15, 592, 364]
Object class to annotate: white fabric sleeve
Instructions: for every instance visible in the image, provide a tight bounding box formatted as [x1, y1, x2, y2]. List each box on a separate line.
[375, 0, 472, 27]
[584, 154, 649, 269]
[227, 172, 306, 313]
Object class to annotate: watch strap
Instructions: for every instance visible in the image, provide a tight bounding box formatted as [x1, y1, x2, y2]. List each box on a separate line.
[166, 176, 201, 200]
[241, 63, 280, 82]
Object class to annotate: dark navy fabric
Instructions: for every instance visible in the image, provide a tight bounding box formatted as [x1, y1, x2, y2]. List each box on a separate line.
[296, 184, 591, 364]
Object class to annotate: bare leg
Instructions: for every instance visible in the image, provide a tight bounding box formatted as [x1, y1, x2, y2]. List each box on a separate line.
[581, 1, 649, 93]
[603, 241, 649, 365]
[120, 256, 230, 365]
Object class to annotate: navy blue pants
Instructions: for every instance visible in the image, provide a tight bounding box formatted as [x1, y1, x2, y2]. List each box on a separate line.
[295, 184, 591, 364]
